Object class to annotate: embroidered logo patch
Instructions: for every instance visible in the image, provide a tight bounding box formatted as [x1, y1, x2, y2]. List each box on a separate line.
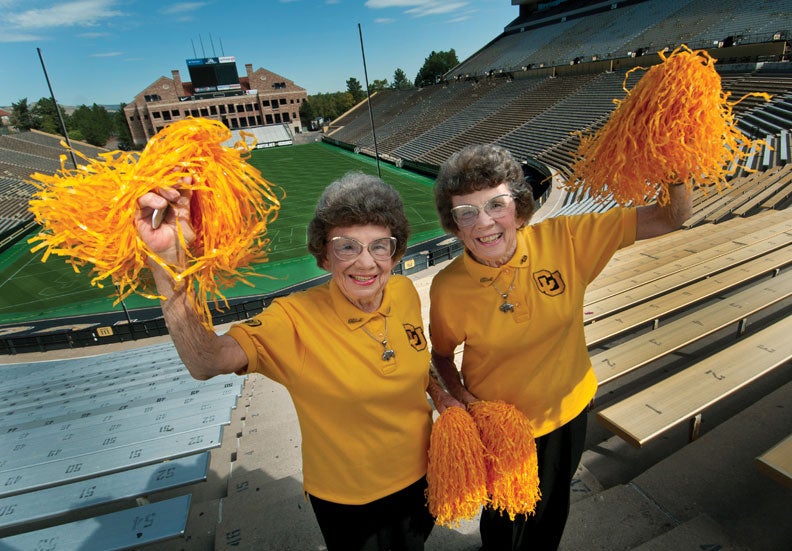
[244, 319, 262, 327]
[533, 269, 565, 296]
[403, 323, 427, 351]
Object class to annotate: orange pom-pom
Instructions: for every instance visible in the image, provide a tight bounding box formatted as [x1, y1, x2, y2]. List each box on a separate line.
[469, 400, 541, 520]
[27, 118, 282, 328]
[568, 45, 771, 206]
[426, 406, 488, 527]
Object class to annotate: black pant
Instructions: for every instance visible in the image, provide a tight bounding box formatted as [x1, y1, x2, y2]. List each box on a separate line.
[309, 476, 435, 551]
[479, 409, 588, 551]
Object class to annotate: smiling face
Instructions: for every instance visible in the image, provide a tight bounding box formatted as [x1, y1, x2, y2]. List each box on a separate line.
[451, 182, 525, 267]
[321, 224, 397, 313]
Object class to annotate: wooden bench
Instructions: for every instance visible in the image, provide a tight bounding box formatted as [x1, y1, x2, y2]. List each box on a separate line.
[0, 343, 243, 549]
[585, 245, 792, 347]
[755, 434, 792, 490]
[585, 212, 792, 307]
[596, 314, 792, 448]
[592, 267, 792, 385]
[589, 208, 791, 292]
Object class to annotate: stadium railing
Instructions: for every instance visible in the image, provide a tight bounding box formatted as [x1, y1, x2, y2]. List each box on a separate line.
[0, 238, 465, 356]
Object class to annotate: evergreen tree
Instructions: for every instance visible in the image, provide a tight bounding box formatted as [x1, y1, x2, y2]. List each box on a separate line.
[10, 98, 36, 130]
[391, 68, 413, 90]
[414, 49, 459, 87]
[345, 77, 366, 103]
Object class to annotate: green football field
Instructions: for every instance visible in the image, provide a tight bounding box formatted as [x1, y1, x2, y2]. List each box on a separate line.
[0, 142, 443, 325]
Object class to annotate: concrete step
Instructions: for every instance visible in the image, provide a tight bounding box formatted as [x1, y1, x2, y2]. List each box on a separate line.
[560, 483, 675, 550]
[567, 375, 792, 551]
[631, 514, 751, 551]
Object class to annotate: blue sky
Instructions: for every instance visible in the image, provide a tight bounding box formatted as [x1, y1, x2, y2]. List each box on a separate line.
[1, 0, 518, 108]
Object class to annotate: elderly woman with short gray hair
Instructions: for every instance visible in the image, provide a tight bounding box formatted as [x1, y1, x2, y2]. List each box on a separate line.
[137, 171, 456, 551]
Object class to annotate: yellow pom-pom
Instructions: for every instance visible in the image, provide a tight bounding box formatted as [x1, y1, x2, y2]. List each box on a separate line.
[568, 45, 771, 206]
[426, 406, 489, 527]
[469, 400, 541, 520]
[27, 118, 282, 328]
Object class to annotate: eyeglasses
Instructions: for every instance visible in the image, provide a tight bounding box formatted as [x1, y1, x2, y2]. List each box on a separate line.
[329, 236, 398, 261]
[450, 193, 514, 227]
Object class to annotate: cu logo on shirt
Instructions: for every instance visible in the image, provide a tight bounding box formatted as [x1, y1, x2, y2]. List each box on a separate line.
[533, 269, 565, 296]
[403, 323, 427, 351]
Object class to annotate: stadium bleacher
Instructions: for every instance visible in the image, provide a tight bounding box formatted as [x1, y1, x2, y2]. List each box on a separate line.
[1, 0, 791, 548]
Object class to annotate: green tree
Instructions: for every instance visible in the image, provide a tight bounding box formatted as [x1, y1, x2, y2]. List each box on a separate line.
[31, 97, 66, 135]
[114, 103, 134, 149]
[68, 104, 112, 146]
[346, 77, 365, 103]
[10, 98, 36, 130]
[370, 79, 389, 92]
[391, 68, 413, 90]
[414, 49, 459, 87]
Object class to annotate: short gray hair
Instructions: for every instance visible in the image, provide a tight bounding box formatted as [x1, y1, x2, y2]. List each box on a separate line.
[434, 144, 535, 233]
[307, 172, 410, 267]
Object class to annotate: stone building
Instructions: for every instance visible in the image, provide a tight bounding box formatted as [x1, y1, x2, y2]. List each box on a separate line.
[123, 58, 307, 147]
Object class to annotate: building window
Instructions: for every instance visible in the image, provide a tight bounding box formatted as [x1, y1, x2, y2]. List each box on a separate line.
[248, 116, 256, 126]
[210, 106, 217, 115]
[200, 108, 209, 116]
[265, 114, 273, 125]
[171, 109, 180, 117]
[144, 94, 162, 102]
[152, 112, 161, 118]
[162, 111, 172, 121]
[279, 98, 287, 105]
[274, 113, 282, 124]
[283, 112, 290, 122]
[191, 109, 199, 117]
[219, 105, 227, 114]
[245, 104, 253, 112]
[262, 100, 270, 107]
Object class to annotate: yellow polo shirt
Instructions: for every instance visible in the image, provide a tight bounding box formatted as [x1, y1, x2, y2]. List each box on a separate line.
[429, 208, 636, 437]
[227, 274, 432, 504]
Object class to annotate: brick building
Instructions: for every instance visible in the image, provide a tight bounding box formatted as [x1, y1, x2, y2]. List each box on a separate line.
[124, 58, 307, 147]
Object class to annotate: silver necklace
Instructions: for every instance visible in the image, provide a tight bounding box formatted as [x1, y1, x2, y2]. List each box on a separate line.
[361, 317, 396, 361]
[491, 270, 518, 313]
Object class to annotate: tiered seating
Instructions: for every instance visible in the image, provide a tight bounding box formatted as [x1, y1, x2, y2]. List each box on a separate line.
[584, 208, 792, 448]
[0, 343, 243, 548]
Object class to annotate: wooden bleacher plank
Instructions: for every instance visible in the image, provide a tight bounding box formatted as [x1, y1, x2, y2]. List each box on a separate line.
[585, 215, 792, 306]
[0, 452, 209, 531]
[0, 425, 223, 498]
[596, 314, 792, 448]
[755, 434, 792, 490]
[583, 233, 792, 322]
[586, 245, 792, 347]
[733, 167, 792, 216]
[592, 268, 792, 385]
[760, 176, 792, 210]
[589, 209, 791, 291]
[0, 494, 191, 551]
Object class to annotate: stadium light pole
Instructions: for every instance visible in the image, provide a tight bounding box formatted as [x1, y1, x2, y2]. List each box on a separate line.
[36, 48, 79, 170]
[358, 23, 381, 178]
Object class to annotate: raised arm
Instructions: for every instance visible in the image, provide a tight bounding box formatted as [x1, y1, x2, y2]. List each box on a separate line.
[137, 185, 247, 380]
[635, 183, 693, 241]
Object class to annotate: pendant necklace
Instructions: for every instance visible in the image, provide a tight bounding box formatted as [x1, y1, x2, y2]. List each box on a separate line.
[491, 270, 518, 313]
[361, 317, 396, 361]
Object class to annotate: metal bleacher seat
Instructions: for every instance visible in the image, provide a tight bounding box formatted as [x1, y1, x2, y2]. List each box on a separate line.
[0, 342, 243, 549]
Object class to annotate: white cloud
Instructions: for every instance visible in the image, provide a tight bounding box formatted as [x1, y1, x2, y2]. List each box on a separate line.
[0, 32, 42, 42]
[365, 0, 431, 7]
[4, 0, 125, 29]
[160, 2, 209, 15]
[365, 0, 470, 18]
[405, 2, 468, 17]
[90, 51, 122, 57]
[374, 17, 395, 24]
